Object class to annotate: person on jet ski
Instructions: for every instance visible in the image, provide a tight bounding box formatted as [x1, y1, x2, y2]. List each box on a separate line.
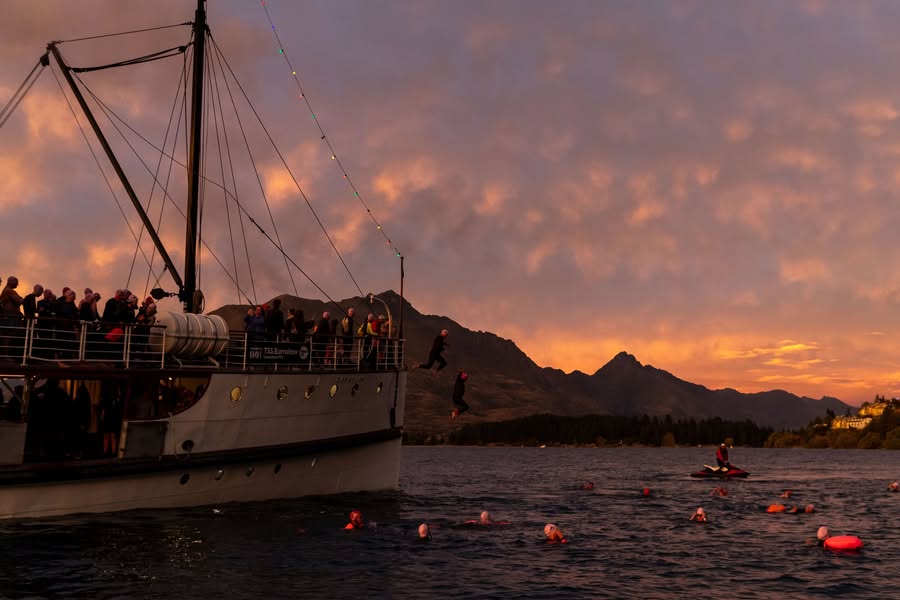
[716, 443, 731, 470]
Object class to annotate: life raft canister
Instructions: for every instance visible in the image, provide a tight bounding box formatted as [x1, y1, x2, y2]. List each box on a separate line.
[823, 535, 863, 551]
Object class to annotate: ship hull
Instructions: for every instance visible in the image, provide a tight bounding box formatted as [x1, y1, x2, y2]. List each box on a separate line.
[0, 434, 401, 519]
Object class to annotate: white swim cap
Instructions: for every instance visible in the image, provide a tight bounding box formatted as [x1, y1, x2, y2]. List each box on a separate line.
[697, 507, 705, 515]
[418, 523, 430, 539]
[817, 526, 829, 540]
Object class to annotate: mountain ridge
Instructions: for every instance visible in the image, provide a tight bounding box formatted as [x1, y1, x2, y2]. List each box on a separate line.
[210, 291, 851, 434]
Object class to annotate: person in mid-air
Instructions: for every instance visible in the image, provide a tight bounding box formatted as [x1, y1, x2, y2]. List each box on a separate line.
[716, 443, 731, 470]
[415, 329, 449, 375]
[450, 370, 470, 420]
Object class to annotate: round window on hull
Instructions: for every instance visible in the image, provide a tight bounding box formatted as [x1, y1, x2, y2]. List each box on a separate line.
[230, 387, 243, 403]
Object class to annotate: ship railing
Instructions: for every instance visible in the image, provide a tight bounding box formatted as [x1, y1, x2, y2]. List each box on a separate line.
[223, 332, 406, 372]
[1, 318, 405, 373]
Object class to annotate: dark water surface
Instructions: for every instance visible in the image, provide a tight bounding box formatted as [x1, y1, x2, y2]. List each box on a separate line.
[0, 447, 897, 599]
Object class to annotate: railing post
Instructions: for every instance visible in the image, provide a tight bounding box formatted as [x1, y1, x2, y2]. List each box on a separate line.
[78, 322, 87, 361]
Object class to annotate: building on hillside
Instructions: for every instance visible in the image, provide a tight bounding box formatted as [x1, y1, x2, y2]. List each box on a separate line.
[858, 403, 889, 417]
[831, 416, 872, 430]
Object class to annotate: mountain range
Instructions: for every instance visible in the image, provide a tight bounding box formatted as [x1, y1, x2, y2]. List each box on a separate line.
[211, 290, 851, 434]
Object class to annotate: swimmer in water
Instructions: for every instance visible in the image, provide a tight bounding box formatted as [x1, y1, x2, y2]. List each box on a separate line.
[787, 504, 815, 514]
[641, 488, 651, 497]
[689, 507, 707, 522]
[581, 481, 594, 490]
[816, 526, 829, 547]
[710, 486, 728, 497]
[544, 523, 567, 544]
[464, 510, 510, 526]
[780, 490, 793, 499]
[418, 523, 432, 540]
[889, 481, 899, 493]
[344, 510, 364, 530]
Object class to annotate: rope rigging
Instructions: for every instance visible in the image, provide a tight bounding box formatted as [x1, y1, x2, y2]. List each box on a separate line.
[11, 15, 391, 316]
[259, 1, 404, 261]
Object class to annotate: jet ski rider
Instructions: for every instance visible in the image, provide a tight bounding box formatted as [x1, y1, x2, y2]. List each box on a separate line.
[716, 443, 731, 470]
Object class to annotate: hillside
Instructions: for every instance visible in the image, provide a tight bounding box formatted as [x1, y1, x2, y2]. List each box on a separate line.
[210, 291, 852, 435]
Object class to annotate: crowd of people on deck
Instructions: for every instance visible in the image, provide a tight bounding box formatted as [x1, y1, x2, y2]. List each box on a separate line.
[0, 274, 159, 360]
[243, 299, 402, 369]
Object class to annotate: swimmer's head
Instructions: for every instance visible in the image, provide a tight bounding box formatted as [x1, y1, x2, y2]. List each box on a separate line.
[544, 523, 559, 538]
[805, 504, 815, 513]
[418, 523, 431, 539]
[479, 510, 491, 524]
[349, 510, 363, 527]
[642, 487, 651, 497]
[782, 490, 793, 498]
[890, 482, 899, 491]
[817, 526, 829, 541]
[696, 507, 705, 516]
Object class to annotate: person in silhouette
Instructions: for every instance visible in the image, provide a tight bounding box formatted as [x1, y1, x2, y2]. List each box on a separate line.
[716, 443, 731, 470]
[450, 370, 469, 419]
[415, 329, 449, 375]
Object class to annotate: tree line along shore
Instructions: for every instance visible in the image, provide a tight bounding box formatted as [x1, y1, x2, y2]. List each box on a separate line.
[403, 407, 900, 449]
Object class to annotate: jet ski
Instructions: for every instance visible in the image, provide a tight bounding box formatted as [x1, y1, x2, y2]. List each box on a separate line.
[690, 464, 750, 478]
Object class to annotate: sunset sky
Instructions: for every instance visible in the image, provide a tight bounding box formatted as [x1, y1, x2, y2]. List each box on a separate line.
[2, 0, 900, 406]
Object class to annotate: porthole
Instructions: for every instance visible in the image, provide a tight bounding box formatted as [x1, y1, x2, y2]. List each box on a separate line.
[329, 384, 338, 398]
[305, 385, 316, 398]
[180, 473, 190, 485]
[351, 383, 359, 396]
[277, 385, 288, 401]
[274, 463, 282, 474]
[376, 382, 383, 394]
[214, 469, 224, 481]
[230, 386, 243, 403]
[181, 439, 195, 452]
[245, 466, 255, 477]
[311, 457, 318, 468]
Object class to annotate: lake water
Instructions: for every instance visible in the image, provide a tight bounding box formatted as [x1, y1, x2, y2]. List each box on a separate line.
[0, 447, 896, 599]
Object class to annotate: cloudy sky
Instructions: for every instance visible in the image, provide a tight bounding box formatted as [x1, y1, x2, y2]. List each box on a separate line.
[3, 0, 900, 405]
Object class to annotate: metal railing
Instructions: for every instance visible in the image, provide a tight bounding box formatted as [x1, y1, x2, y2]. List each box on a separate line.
[0, 318, 405, 372]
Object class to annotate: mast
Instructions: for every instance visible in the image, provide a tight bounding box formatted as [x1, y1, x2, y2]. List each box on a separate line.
[47, 44, 185, 293]
[184, 0, 207, 313]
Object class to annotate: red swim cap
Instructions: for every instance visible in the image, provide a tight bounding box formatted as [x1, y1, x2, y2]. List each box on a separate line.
[642, 488, 650, 496]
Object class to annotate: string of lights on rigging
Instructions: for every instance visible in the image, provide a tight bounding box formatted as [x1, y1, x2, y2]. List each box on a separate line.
[259, 0, 403, 260]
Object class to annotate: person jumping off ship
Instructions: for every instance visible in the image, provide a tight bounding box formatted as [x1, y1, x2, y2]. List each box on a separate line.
[450, 370, 469, 420]
[414, 329, 449, 375]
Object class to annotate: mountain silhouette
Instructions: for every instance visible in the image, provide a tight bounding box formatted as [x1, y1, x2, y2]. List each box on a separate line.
[211, 291, 850, 435]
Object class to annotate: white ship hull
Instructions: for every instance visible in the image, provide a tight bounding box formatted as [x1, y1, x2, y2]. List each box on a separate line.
[0, 365, 407, 520]
[0, 436, 401, 520]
